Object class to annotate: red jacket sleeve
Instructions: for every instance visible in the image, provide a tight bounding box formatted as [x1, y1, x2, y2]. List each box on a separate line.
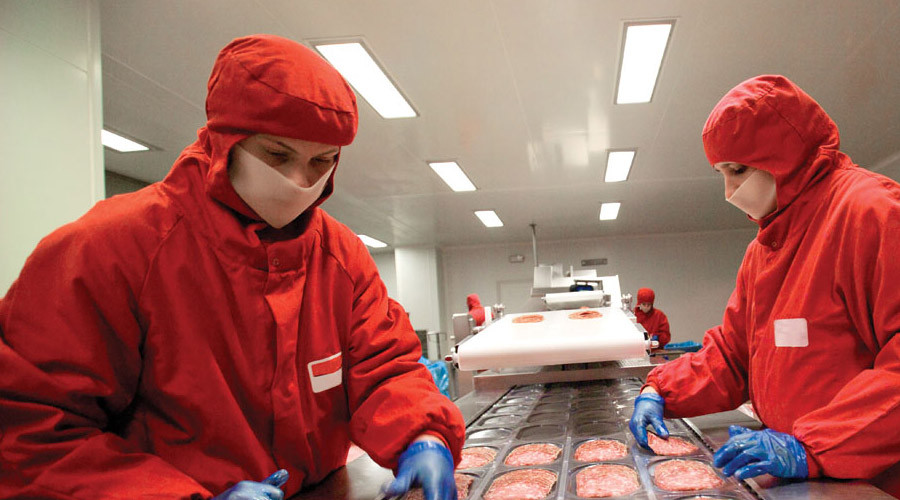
[651, 310, 671, 347]
[646, 277, 751, 417]
[792, 192, 900, 480]
[343, 239, 465, 469]
[0, 221, 211, 499]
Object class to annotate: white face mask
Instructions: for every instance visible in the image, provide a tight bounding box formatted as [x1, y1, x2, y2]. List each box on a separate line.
[229, 144, 334, 228]
[726, 169, 777, 220]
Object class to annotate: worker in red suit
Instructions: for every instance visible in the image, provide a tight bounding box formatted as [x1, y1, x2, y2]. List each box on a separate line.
[0, 35, 464, 500]
[633, 287, 671, 348]
[629, 75, 900, 498]
[467, 293, 486, 326]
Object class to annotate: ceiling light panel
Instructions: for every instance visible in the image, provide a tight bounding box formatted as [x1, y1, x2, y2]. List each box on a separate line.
[599, 202, 621, 221]
[605, 150, 636, 183]
[615, 21, 674, 104]
[428, 161, 477, 192]
[358, 234, 388, 248]
[101, 129, 149, 152]
[314, 41, 417, 119]
[474, 210, 504, 228]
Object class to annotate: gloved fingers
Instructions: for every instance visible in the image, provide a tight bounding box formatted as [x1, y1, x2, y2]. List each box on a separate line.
[648, 414, 669, 439]
[734, 460, 773, 480]
[720, 450, 758, 477]
[383, 470, 414, 497]
[728, 425, 754, 438]
[262, 469, 289, 488]
[713, 436, 751, 468]
[422, 472, 457, 500]
[629, 417, 651, 449]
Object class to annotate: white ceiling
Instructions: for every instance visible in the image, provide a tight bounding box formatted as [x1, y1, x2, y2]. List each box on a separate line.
[99, 0, 900, 249]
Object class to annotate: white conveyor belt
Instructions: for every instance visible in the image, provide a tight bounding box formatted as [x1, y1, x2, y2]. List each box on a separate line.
[455, 307, 648, 370]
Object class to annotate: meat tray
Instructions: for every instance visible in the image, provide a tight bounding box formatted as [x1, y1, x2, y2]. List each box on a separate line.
[458, 379, 757, 500]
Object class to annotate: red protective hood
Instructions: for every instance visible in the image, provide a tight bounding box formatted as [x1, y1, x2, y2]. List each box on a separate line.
[702, 75, 839, 224]
[194, 34, 358, 220]
[636, 288, 655, 306]
[466, 294, 482, 310]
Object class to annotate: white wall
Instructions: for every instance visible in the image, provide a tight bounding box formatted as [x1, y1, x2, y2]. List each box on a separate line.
[395, 247, 444, 333]
[371, 251, 398, 300]
[0, 0, 104, 294]
[440, 228, 757, 344]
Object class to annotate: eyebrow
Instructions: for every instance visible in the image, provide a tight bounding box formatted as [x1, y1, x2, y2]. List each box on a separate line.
[267, 139, 339, 157]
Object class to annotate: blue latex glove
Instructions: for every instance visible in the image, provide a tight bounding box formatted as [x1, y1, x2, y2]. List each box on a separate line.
[713, 425, 808, 480]
[212, 469, 289, 500]
[383, 440, 456, 500]
[628, 392, 669, 449]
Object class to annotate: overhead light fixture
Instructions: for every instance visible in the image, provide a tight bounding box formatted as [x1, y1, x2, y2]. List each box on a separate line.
[604, 150, 636, 183]
[599, 202, 621, 221]
[474, 210, 504, 228]
[101, 129, 149, 152]
[358, 234, 388, 248]
[615, 21, 674, 104]
[313, 41, 417, 119]
[428, 161, 477, 192]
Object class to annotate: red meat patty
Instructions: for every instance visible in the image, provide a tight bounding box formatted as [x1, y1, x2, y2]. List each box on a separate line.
[575, 464, 641, 498]
[406, 473, 474, 500]
[458, 447, 496, 470]
[574, 439, 628, 462]
[653, 459, 724, 491]
[648, 433, 700, 456]
[568, 310, 603, 319]
[512, 314, 544, 324]
[504, 443, 562, 466]
[483, 469, 557, 500]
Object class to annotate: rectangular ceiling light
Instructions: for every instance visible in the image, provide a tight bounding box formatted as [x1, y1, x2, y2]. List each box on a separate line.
[599, 202, 621, 221]
[604, 150, 636, 182]
[101, 129, 149, 152]
[615, 21, 674, 104]
[428, 161, 477, 192]
[358, 234, 388, 248]
[474, 210, 504, 228]
[314, 41, 417, 119]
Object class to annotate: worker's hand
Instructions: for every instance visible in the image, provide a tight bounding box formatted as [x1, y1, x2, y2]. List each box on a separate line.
[383, 441, 456, 500]
[629, 392, 669, 449]
[713, 426, 808, 480]
[212, 469, 289, 500]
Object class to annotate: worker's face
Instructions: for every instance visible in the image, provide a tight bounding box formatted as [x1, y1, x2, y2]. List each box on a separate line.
[713, 162, 756, 199]
[236, 134, 340, 188]
[638, 302, 652, 313]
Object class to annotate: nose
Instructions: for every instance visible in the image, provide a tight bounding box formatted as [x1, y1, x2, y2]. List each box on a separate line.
[724, 175, 742, 199]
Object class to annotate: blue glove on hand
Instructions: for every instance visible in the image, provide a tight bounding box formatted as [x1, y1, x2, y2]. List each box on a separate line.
[629, 392, 669, 449]
[713, 425, 808, 480]
[212, 469, 289, 500]
[383, 440, 456, 500]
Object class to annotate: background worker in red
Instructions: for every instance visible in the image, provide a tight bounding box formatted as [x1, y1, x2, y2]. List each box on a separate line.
[467, 293, 486, 326]
[0, 35, 464, 500]
[633, 287, 671, 348]
[628, 75, 900, 497]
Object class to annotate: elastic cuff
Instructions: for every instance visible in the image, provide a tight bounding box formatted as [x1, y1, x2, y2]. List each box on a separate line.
[801, 444, 822, 478]
[419, 431, 449, 449]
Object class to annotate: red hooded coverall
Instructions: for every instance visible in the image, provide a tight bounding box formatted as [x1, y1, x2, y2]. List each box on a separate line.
[633, 287, 671, 348]
[645, 75, 900, 496]
[0, 35, 464, 499]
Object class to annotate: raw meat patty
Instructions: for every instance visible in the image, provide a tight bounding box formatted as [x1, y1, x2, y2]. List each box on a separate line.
[483, 469, 557, 500]
[512, 314, 544, 324]
[406, 473, 474, 500]
[568, 310, 603, 319]
[575, 464, 641, 498]
[574, 439, 628, 461]
[504, 443, 562, 466]
[458, 447, 496, 469]
[653, 459, 724, 491]
[648, 432, 699, 456]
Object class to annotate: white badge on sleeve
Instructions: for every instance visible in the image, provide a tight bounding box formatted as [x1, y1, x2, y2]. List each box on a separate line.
[774, 318, 809, 347]
[308, 352, 343, 393]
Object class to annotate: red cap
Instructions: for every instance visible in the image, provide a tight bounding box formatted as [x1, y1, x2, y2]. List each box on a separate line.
[637, 288, 655, 305]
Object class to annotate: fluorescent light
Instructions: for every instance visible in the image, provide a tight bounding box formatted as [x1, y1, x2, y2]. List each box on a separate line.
[616, 22, 674, 104]
[314, 42, 417, 119]
[599, 202, 621, 221]
[358, 234, 388, 248]
[474, 210, 504, 228]
[101, 129, 149, 152]
[428, 161, 477, 192]
[605, 150, 636, 182]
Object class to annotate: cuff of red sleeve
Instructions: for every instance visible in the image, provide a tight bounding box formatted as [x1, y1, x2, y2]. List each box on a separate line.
[418, 431, 449, 449]
[802, 444, 822, 478]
